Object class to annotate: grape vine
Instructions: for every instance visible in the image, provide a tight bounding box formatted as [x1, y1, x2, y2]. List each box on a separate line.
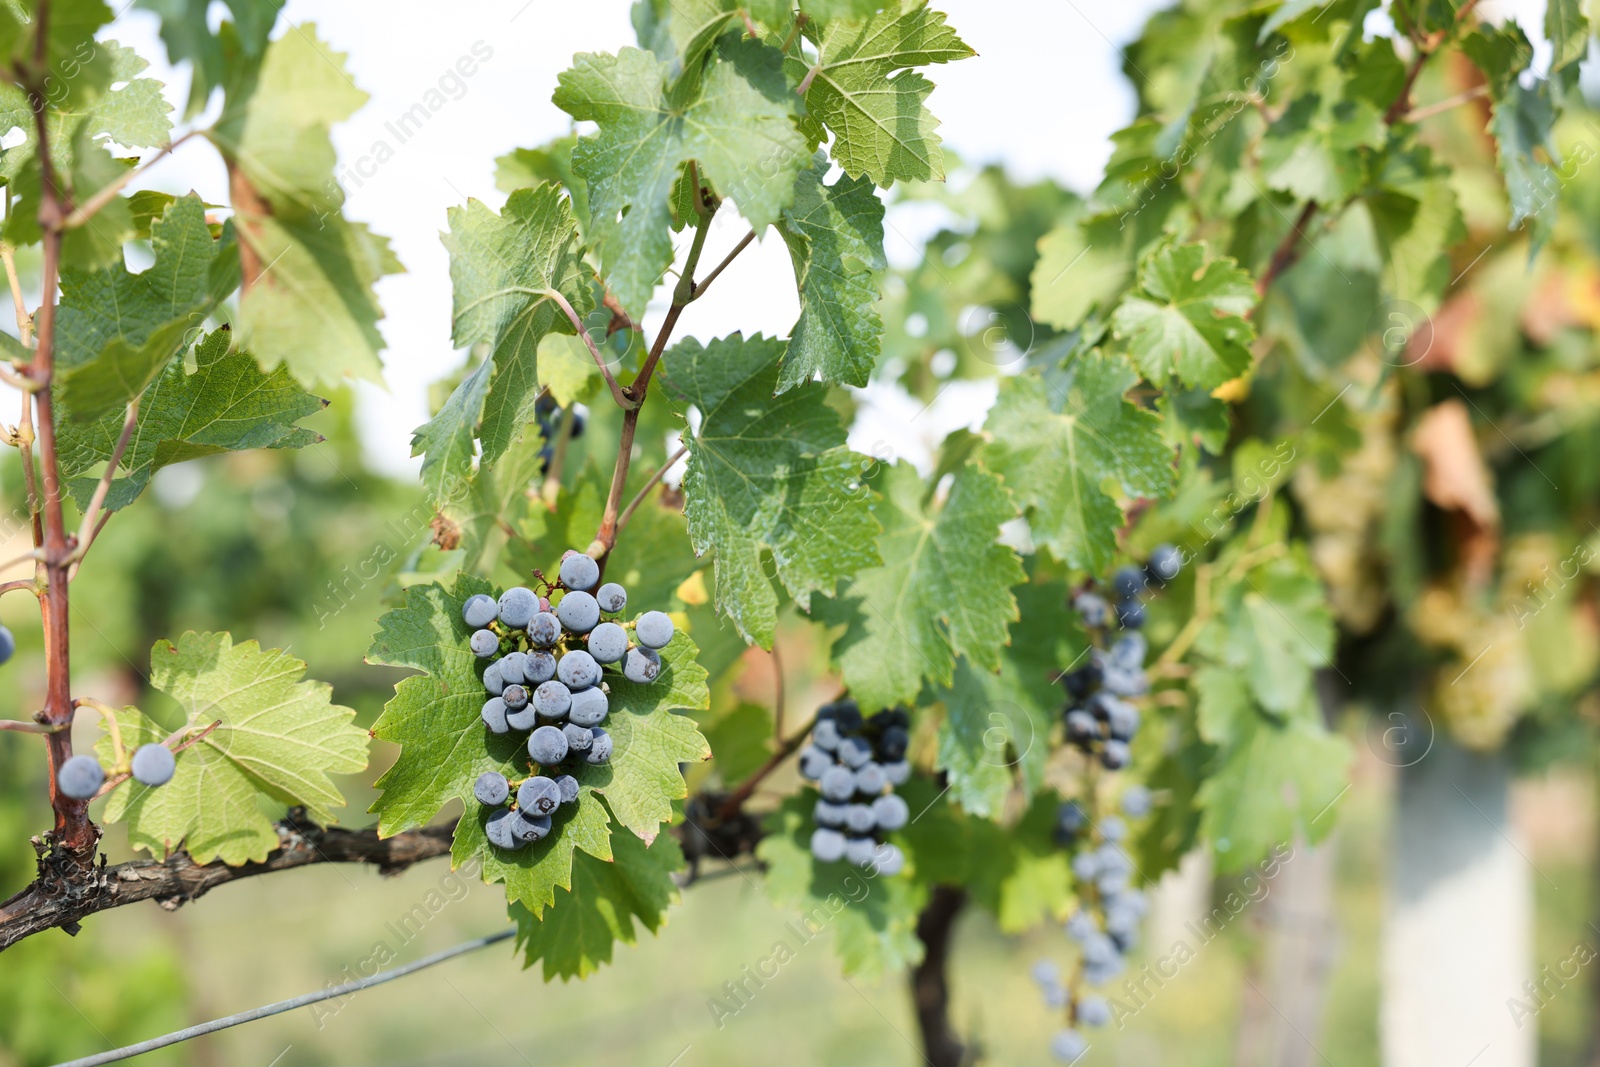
[0, 2, 1594, 1065]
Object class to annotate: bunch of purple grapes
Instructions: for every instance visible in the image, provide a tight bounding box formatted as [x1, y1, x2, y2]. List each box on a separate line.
[1037, 545, 1179, 1061]
[462, 550, 674, 851]
[1058, 544, 1180, 771]
[798, 699, 911, 876]
[1036, 786, 1154, 1061]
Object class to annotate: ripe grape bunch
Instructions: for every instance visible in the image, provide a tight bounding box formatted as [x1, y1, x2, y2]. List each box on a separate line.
[797, 699, 912, 876]
[1058, 544, 1181, 771]
[1037, 790, 1153, 1060]
[1037, 543, 1179, 1061]
[463, 549, 672, 851]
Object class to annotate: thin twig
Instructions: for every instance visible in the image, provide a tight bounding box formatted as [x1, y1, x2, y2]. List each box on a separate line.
[0, 241, 32, 346]
[73, 697, 126, 770]
[0, 718, 67, 734]
[780, 11, 809, 54]
[615, 442, 688, 536]
[542, 287, 632, 410]
[48, 929, 516, 1067]
[0, 577, 39, 598]
[601, 288, 639, 335]
[1254, 200, 1318, 300]
[0, 362, 39, 392]
[0, 547, 44, 572]
[61, 130, 199, 230]
[18, 389, 41, 549]
[68, 398, 138, 577]
[691, 229, 755, 302]
[164, 718, 222, 752]
[716, 712, 817, 821]
[1402, 83, 1490, 123]
[92, 720, 222, 798]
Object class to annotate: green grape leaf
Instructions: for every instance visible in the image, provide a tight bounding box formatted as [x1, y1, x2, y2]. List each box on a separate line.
[410, 356, 491, 507]
[56, 194, 220, 420]
[776, 161, 886, 391]
[1193, 665, 1254, 750]
[1197, 713, 1351, 871]
[57, 327, 324, 513]
[95, 631, 367, 866]
[1111, 240, 1257, 390]
[817, 460, 1024, 711]
[1259, 94, 1386, 205]
[1545, 0, 1590, 72]
[554, 39, 808, 318]
[511, 812, 683, 980]
[802, 0, 884, 21]
[438, 422, 549, 580]
[367, 576, 707, 914]
[1030, 216, 1134, 331]
[659, 333, 881, 648]
[0, 0, 114, 108]
[570, 630, 711, 842]
[701, 701, 775, 784]
[439, 185, 592, 469]
[895, 780, 1073, 933]
[934, 656, 1049, 819]
[1461, 23, 1535, 97]
[1369, 161, 1466, 312]
[794, 1, 975, 185]
[934, 579, 1084, 818]
[756, 793, 928, 980]
[1487, 80, 1562, 251]
[135, 0, 276, 117]
[216, 24, 400, 388]
[1197, 548, 1335, 716]
[980, 357, 1175, 573]
[494, 135, 588, 231]
[94, 41, 176, 148]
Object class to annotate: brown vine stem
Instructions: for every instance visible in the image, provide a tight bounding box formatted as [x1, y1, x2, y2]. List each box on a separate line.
[615, 441, 688, 537]
[591, 198, 715, 562]
[24, 1, 98, 856]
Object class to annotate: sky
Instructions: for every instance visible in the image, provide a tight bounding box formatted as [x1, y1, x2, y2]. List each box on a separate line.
[27, 0, 1558, 476]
